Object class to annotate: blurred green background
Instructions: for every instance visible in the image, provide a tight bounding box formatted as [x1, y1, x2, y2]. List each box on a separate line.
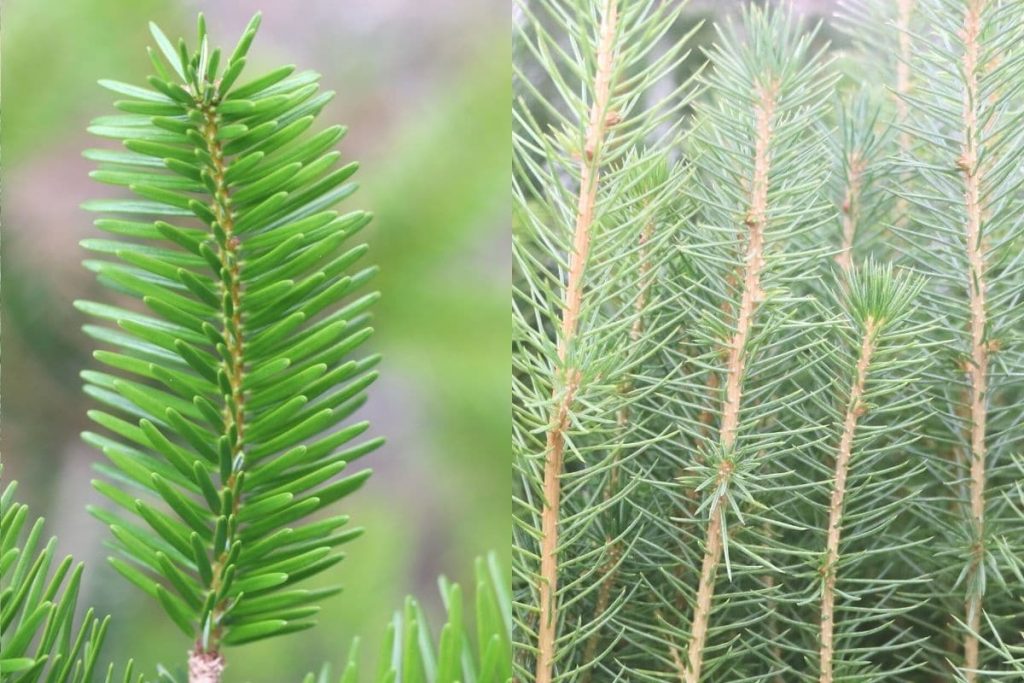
[1, 0, 509, 679]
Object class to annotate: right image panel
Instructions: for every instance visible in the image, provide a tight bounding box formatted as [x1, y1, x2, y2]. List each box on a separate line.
[512, 1, 1024, 681]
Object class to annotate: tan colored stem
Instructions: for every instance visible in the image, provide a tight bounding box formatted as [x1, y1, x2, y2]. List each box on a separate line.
[681, 82, 776, 683]
[819, 319, 878, 683]
[683, 503, 725, 683]
[836, 152, 865, 272]
[719, 91, 772, 448]
[959, 2, 987, 678]
[536, 3, 618, 682]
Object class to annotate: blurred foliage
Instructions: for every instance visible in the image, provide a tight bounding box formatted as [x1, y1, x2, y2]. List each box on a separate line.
[1, 0, 509, 680]
[3, 0, 180, 166]
[368, 40, 510, 569]
[326, 554, 512, 683]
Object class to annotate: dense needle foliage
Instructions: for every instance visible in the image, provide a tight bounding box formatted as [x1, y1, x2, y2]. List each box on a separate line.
[513, 0, 1024, 681]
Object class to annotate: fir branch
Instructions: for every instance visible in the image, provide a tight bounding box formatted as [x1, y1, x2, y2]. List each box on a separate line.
[81, 13, 380, 680]
[187, 57, 249, 674]
[313, 554, 512, 683]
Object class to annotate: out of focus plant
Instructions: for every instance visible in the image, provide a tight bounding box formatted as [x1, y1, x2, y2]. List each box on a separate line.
[1, 470, 136, 683]
[324, 555, 511, 683]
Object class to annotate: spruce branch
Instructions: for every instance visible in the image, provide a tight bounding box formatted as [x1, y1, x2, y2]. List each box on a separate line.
[834, 149, 864, 274]
[579, 158, 664, 682]
[534, 4, 619, 681]
[828, 94, 894, 271]
[818, 316, 876, 682]
[513, 0, 700, 678]
[816, 263, 928, 682]
[681, 70, 775, 683]
[669, 7, 837, 679]
[835, 0, 919, 242]
[512, 0, 1024, 679]
[893, 0, 1024, 674]
[958, 5, 989, 673]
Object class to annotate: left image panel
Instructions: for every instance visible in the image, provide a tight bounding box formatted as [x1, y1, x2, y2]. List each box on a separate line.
[2, 1, 511, 681]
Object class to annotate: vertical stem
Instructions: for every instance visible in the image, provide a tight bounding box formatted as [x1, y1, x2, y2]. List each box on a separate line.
[683, 503, 725, 683]
[535, 3, 618, 682]
[188, 98, 247, 683]
[681, 82, 776, 683]
[958, 2, 987, 678]
[819, 319, 877, 683]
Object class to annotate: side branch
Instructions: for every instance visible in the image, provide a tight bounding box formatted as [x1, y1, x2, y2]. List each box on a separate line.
[819, 318, 878, 683]
[536, 3, 619, 682]
[895, 0, 914, 150]
[580, 215, 656, 679]
[836, 152, 865, 272]
[681, 82, 777, 683]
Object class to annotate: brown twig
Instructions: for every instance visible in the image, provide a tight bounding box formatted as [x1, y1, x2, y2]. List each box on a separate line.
[680, 81, 777, 683]
[957, 3, 987, 679]
[819, 318, 878, 683]
[535, 3, 619, 682]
